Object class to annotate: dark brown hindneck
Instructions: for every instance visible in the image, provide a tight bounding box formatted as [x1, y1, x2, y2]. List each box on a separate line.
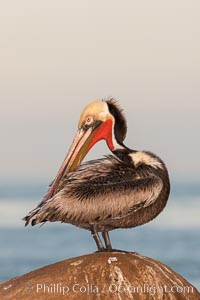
[112, 147, 136, 164]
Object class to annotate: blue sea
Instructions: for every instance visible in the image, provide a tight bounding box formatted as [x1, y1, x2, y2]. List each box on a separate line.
[0, 182, 200, 291]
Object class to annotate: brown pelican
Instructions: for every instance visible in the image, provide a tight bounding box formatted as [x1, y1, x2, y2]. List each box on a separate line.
[23, 98, 170, 251]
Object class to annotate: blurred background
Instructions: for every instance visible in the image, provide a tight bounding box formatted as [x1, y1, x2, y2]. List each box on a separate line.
[0, 0, 200, 291]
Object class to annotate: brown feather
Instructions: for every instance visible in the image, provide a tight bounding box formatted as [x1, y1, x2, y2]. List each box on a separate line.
[24, 154, 170, 232]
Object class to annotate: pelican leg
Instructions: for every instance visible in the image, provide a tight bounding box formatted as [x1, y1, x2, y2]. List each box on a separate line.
[91, 225, 104, 251]
[102, 231, 112, 250]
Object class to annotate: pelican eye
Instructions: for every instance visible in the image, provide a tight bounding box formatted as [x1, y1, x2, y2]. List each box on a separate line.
[82, 116, 102, 131]
[85, 116, 94, 126]
[81, 116, 95, 131]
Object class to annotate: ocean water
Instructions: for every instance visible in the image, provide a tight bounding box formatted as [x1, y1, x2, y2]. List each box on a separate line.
[0, 192, 200, 291]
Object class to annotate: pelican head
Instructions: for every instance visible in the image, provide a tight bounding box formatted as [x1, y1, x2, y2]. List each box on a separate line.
[44, 98, 127, 201]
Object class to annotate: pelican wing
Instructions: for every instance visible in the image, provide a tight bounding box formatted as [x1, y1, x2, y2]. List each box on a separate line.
[23, 155, 163, 226]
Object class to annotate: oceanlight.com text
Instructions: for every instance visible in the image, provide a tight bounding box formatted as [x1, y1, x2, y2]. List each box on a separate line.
[29, 282, 195, 296]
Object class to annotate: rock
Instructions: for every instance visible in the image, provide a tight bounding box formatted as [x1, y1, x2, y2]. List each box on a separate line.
[0, 252, 199, 300]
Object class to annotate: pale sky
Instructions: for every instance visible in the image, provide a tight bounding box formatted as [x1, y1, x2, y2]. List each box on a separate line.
[0, 0, 199, 182]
